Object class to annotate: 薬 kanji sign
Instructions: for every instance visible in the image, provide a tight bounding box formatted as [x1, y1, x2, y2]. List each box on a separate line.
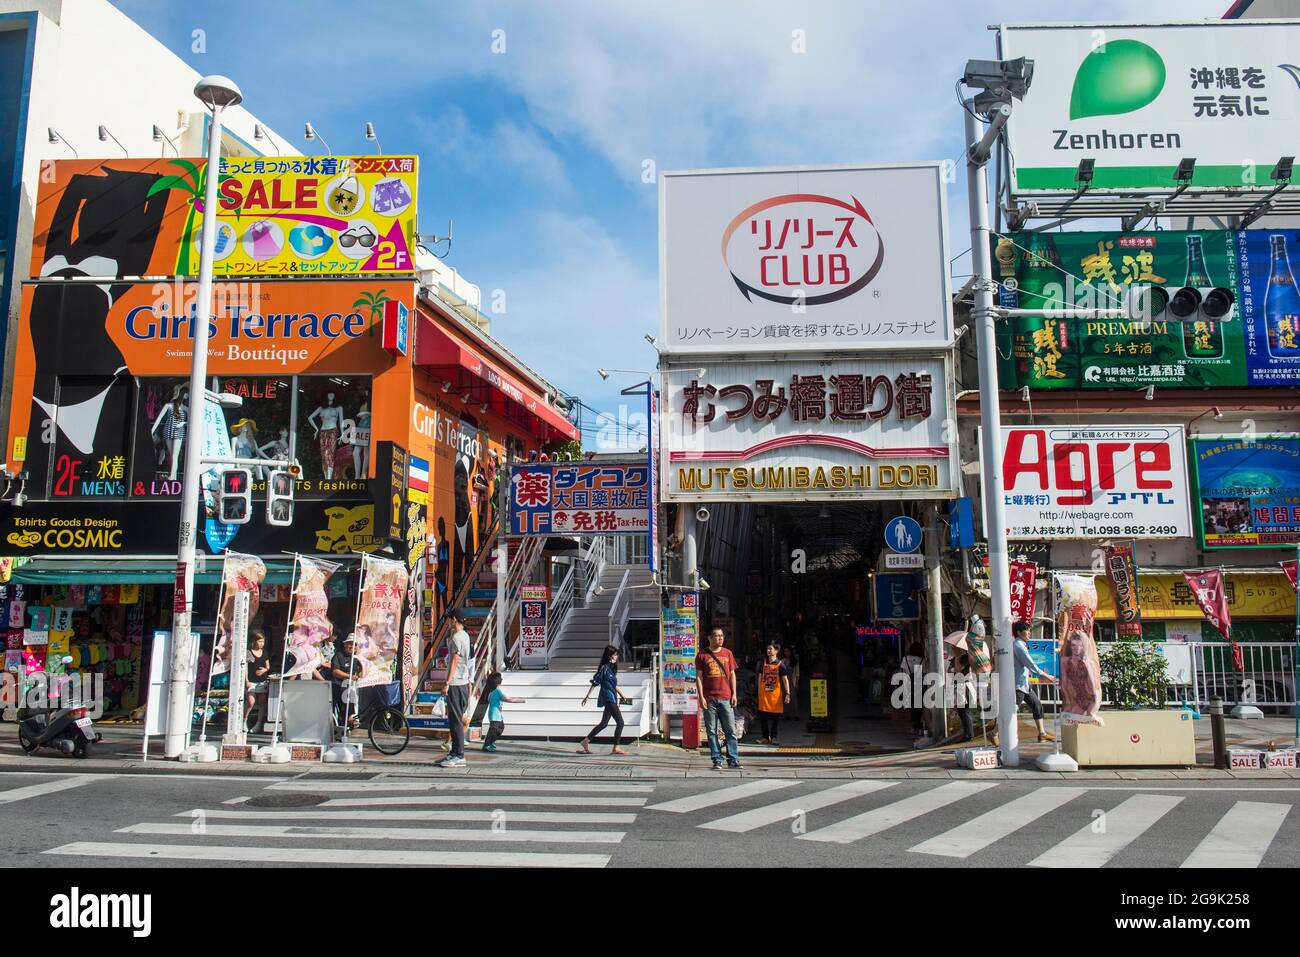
[509, 463, 652, 536]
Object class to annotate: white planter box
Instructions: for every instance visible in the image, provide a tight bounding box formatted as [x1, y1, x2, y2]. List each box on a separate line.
[1063, 710, 1196, 767]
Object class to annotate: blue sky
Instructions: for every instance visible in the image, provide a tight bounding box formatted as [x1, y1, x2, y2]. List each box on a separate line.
[115, 0, 1225, 448]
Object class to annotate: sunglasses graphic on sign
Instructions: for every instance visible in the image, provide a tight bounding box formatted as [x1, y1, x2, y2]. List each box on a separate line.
[339, 225, 376, 249]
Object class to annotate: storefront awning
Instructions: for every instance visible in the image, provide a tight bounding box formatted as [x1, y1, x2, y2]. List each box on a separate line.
[9, 558, 300, 586]
[414, 317, 578, 442]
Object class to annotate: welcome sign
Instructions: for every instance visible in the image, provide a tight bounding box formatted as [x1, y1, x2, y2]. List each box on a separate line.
[1000, 21, 1300, 193]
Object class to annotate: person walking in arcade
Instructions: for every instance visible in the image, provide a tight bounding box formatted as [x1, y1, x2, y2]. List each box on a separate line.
[755, 641, 790, 745]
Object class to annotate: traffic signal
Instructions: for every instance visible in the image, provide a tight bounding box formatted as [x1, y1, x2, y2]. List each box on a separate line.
[1125, 283, 1236, 323]
[219, 468, 252, 525]
[266, 469, 294, 527]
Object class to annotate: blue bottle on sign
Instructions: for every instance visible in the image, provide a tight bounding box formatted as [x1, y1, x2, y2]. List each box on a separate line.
[1265, 234, 1300, 359]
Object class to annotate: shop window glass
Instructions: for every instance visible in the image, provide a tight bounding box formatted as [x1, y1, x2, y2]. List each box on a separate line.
[295, 377, 372, 485]
[130, 377, 190, 498]
[48, 376, 134, 500]
[216, 375, 295, 489]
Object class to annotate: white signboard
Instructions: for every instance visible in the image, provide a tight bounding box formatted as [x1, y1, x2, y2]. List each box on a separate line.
[663, 355, 957, 502]
[884, 553, 926, 570]
[661, 164, 953, 354]
[980, 424, 1192, 540]
[1000, 21, 1300, 194]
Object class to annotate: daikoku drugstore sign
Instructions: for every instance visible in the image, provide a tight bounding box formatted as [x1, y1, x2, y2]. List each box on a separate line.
[980, 425, 1192, 540]
[660, 164, 953, 353]
[1000, 21, 1300, 193]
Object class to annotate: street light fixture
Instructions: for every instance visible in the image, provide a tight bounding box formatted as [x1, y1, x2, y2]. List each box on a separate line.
[163, 73, 243, 761]
[304, 121, 332, 154]
[960, 57, 1037, 770]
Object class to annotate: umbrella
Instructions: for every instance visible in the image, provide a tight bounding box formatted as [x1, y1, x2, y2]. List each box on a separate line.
[944, 630, 969, 651]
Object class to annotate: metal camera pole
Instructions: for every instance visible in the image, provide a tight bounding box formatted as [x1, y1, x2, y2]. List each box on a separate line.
[964, 100, 1021, 767]
[163, 75, 243, 759]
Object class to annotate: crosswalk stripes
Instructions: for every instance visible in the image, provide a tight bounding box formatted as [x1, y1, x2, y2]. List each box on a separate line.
[799, 782, 999, 844]
[646, 778, 798, 813]
[43, 779, 644, 869]
[909, 786, 1088, 859]
[1181, 801, 1291, 869]
[1028, 794, 1184, 868]
[699, 780, 897, 833]
[0, 774, 99, 805]
[45, 842, 611, 868]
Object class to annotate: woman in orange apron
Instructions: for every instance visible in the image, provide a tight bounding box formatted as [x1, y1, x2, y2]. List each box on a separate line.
[756, 642, 791, 745]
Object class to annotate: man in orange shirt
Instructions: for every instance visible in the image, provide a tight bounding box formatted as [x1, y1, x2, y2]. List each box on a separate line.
[695, 626, 740, 770]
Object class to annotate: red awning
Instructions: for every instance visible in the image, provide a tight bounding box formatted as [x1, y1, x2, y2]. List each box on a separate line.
[414, 315, 577, 441]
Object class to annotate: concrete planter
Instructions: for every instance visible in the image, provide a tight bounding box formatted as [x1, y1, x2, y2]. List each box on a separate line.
[1062, 709, 1196, 767]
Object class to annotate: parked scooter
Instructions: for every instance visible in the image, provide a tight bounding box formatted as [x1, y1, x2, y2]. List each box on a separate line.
[17, 658, 101, 759]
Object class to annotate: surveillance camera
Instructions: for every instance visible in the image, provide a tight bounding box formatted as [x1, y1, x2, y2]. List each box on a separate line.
[962, 57, 1034, 100]
[695, 507, 710, 523]
[698, 578, 711, 591]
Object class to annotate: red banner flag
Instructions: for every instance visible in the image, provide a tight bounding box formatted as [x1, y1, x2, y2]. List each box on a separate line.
[1008, 561, 1038, 625]
[1184, 569, 1241, 671]
[1281, 560, 1298, 591]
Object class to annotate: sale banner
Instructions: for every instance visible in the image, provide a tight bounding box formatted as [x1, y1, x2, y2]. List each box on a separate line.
[1103, 543, 1143, 637]
[213, 552, 265, 675]
[1008, 561, 1038, 624]
[353, 554, 409, 688]
[1183, 569, 1241, 670]
[29, 157, 418, 279]
[282, 555, 340, 678]
[1053, 574, 1103, 726]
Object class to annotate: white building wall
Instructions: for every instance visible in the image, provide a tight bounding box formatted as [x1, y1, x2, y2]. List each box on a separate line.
[0, 0, 288, 430]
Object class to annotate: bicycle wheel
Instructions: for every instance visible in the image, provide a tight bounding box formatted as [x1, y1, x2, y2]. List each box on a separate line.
[368, 706, 409, 755]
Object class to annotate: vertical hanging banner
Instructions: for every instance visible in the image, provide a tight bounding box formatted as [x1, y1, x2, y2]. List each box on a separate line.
[1008, 560, 1039, 624]
[354, 554, 409, 688]
[213, 552, 266, 674]
[648, 389, 659, 572]
[661, 592, 699, 714]
[519, 584, 549, 668]
[1054, 573, 1103, 726]
[282, 555, 340, 678]
[1184, 569, 1240, 671]
[1103, 542, 1143, 637]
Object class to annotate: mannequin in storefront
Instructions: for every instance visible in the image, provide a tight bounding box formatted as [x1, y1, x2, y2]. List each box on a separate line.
[351, 402, 371, 478]
[453, 456, 473, 592]
[230, 418, 265, 480]
[151, 385, 188, 480]
[308, 392, 344, 480]
[258, 427, 300, 474]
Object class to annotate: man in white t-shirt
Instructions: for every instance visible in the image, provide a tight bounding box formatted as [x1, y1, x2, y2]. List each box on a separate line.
[436, 609, 472, 768]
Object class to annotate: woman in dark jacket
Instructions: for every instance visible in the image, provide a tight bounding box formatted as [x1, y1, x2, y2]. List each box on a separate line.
[577, 645, 633, 755]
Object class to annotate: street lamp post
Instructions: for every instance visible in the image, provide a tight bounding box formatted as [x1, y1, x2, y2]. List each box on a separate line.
[163, 75, 243, 759]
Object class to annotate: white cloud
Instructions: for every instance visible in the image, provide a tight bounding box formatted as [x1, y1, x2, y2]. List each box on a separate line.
[412, 106, 570, 193]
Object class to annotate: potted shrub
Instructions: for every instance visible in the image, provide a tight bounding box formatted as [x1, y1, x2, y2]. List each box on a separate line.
[1099, 641, 1168, 710]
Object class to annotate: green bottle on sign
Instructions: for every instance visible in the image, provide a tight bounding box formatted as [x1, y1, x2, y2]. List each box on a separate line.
[1182, 235, 1223, 360]
[1013, 232, 1077, 389]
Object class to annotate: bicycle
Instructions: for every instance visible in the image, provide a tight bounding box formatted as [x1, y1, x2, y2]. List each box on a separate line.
[332, 682, 410, 756]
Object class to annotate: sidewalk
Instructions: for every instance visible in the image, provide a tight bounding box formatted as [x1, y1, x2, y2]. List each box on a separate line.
[3, 713, 1299, 781]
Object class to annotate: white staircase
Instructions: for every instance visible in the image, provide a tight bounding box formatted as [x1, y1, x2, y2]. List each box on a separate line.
[478, 671, 653, 740]
[546, 563, 659, 669]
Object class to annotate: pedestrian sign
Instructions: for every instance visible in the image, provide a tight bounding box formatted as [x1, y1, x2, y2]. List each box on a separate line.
[884, 516, 922, 554]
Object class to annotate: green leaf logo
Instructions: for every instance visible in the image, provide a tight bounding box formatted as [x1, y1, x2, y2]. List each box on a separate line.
[1070, 40, 1165, 120]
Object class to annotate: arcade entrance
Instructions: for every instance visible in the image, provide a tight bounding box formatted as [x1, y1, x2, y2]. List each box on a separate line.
[685, 501, 962, 753]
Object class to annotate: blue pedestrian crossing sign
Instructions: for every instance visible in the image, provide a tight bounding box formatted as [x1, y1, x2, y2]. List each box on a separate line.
[884, 516, 923, 554]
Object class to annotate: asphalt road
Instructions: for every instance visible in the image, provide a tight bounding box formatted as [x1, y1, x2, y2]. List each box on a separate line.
[1, 767, 1298, 868]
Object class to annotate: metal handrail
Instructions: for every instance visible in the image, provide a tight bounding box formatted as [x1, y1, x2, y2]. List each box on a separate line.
[548, 564, 577, 650]
[580, 537, 607, 605]
[608, 567, 632, 650]
[496, 535, 547, 669]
